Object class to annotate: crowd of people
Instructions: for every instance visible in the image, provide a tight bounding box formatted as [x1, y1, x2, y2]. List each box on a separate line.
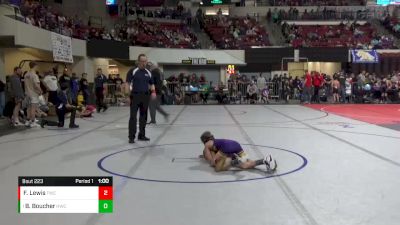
[16, 1, 270, 50]
[3, 64, 105, 128]
[297, 71, 400, 103]
[19, 0, 88, 39]
[120, 20, 200, 48]
[15, 1, 397, 51]
[268, 7, 370, 22]
[381, 15, 400, 40]
[18, 0, 200, 48]
[2, 65, 400, 127]
[123, 1, 192, 24]
[282, 21, 396, 49]
[164, 73, 210, 104]
[159, 70, 400, 105]
[227, 71, 400, 104]
[204, 14, 270, 49]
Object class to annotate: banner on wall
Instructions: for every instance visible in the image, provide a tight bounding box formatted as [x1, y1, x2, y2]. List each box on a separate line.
[51, 32, 73, 63]
[351, 50, 379, 63]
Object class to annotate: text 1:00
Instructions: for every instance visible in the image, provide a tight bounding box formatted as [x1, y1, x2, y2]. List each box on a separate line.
[98, 178, 109, 184]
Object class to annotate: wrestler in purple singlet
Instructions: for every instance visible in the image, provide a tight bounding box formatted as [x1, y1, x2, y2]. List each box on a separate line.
[213, 139, 243, 156]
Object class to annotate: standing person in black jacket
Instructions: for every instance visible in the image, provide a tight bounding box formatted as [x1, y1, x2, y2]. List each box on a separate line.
[94, 68, 108, 112]
[59, 68, 71, 91]
[125, 54, 156, 143]
[80, 73, 90, 105]
[147, 62, 169, 124]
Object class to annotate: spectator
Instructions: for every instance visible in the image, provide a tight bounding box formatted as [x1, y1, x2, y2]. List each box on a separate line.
[8, 67, 24, 126]
[174, 84, 183, 105]
[282, 77, 291, 103]
[40, 83, 79, 129]
[70, 73, 80, 105]
[247, 81, 258, 104]
[292, 76, 302, 100]
[199, 74, 206, 84]
[24, 61, 42, 127]
[215, 82, 227, 104]
[303, 71, 313, 103]
[381, 78, 388, 103]
[200, 82, 210, 104]
[59, 68, 71, 91]
[338, 72, 346, 103]
[94, 68, 108, 112]
[324, 75, 332, 100]
[114, 74, 124, 97]
[257, 74, 266, 98]
[312, 72, 324, 103]
[332, 77, 340, 103]
[42, 70, 59, 105]
[80, 73, 90, 105]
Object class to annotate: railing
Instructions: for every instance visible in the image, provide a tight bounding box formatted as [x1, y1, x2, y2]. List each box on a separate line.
[165, 81, 289, 104]
[96, 80, 400, 105]
[103, 83, 127, 106]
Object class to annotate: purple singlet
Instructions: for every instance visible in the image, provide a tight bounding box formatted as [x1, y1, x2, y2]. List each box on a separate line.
[213, 139, 243, 156]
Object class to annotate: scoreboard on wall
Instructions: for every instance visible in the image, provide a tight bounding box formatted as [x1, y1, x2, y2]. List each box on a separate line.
[202, 0, 231, 5]
[377, 0, 400, 5]
[18, 177, 113, 213]
[106, 0, 116, 5]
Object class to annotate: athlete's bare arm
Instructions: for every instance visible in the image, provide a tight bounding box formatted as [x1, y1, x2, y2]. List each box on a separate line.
[203, 141, 217, 166]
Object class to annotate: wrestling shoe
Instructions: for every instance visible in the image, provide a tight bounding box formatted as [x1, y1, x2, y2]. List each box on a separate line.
[264, 155, 277, 172]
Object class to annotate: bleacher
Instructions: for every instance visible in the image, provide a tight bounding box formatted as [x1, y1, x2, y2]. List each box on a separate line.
[269, 0, 366, 6]
[204, 16, 270, 49]
[284, 23, 395, 49]
[134, 21, 200, 48]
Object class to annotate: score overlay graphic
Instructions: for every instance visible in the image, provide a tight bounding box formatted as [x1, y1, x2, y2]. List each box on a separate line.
[18, 177, 113, 213]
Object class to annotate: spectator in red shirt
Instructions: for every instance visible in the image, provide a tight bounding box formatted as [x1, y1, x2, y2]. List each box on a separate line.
[312, 72, 324, 103]
[303, 71, 312, 103]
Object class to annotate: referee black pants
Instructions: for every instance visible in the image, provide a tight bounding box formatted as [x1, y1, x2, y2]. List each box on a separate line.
[95, 87, 107, 110]
[129, 93, 150, 139]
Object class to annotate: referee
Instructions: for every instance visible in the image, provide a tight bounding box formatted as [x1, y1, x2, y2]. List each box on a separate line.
[126, 54, 156, 143]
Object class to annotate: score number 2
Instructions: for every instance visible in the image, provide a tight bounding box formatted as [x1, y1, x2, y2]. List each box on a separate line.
[99, 186, 113, 200]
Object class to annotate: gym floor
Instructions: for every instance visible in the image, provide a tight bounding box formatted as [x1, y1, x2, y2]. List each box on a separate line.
[1, 104, 399, 225]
